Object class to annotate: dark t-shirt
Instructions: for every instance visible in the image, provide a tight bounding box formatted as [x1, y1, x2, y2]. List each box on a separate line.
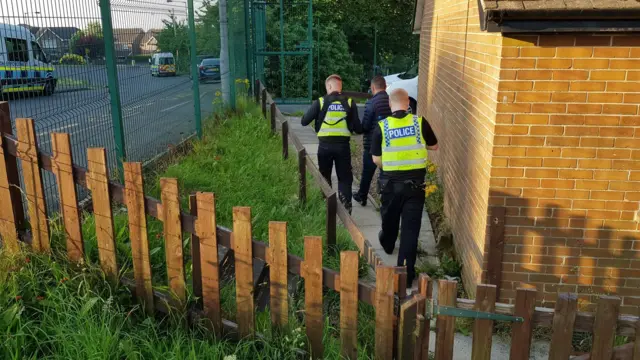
[371, 110, 438, 180]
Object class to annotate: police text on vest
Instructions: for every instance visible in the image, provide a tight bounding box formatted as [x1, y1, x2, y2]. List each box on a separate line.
[387, 126, 416, 140]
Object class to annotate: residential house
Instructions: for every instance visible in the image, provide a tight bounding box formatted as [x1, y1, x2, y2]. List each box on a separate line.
[35, 27, 80, 60]
[113, 28, 145, 58]
[18, 24, 40, 36]
[414, 0, 640, 313]
[140, 29, 161, 54]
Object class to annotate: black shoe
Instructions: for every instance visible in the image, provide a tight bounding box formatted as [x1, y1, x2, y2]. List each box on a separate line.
[379, 230, 393, 255]
[353, 192, 367, 207]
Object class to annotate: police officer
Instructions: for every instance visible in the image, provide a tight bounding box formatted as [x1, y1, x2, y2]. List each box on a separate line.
[371, 88, 438, 286]
[301, 74, 362, 213]
[353, 76, 392, 207]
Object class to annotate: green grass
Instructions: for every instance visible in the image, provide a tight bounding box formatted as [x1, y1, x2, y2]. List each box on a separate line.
[0, 249, 352, 359]
[144, 102, 363, 272]
[57, 77, 91, 89]
[0, 102, 385, 358]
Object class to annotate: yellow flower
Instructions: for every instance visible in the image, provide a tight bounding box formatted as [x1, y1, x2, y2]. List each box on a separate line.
[428, 165, 436, 173]
[244, 79, 250, 84]
[215, 91, 222, 97]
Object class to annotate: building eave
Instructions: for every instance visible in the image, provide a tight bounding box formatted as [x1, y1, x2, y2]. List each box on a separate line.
[484, 9, 640, 33]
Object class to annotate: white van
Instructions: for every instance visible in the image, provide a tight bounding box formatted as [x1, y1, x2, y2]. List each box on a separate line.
[150, 52, 176, 76]
[0, 23, 57, 96]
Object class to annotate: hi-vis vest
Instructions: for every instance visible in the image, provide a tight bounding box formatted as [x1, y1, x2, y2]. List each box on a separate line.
[379, 114, 427, 171]
[318, 97, 352, 137]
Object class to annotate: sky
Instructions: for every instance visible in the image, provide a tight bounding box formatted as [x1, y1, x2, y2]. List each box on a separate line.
[1, 0, 208, 31]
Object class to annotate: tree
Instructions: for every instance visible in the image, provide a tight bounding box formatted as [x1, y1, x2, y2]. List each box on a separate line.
[156, 12, 190, 72]
[195, 0, 221, 56]
[70, 21, 105, 59]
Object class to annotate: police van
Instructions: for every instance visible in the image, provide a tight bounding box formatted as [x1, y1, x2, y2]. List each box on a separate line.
[0, 23, 57, 96]
[150, 52, 176, 77]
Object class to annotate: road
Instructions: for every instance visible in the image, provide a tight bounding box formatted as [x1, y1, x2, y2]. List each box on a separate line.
[5, 65, 219, 210]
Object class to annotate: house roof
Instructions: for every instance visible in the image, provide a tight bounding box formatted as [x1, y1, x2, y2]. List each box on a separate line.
[141, 29, 161, 44]
[412, 0, 640, 34]
[482, 0, 640, 12]
[113, 28, 144, 43]
[18, 24, 40, 35]
[37, 27, 81, 41]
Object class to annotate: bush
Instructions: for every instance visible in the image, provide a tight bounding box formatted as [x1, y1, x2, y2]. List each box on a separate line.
[59, 53, 86, 65]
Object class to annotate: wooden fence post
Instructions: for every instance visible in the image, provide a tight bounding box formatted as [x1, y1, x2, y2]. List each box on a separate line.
[124, 162, 155, 315]
[435, 280, 457, 360]
[471, 284, 497, 360]
[161, 178, 186, 307]
[326, 192, 337, 250]
[416, 274, 433, 360]
[234, 207, 255, 338]
[51, 133, 84, 263]
[268, 221, 289, 328]
[303, 236, 324, 359]
[398, 296, 422, 360]
[0, 102, 25, 230]
[590, 296, 621, 360]
[375, 266, 395, 360]
[548, 293, 577, 360]
[0, 135, 19, 253]
[87, 148, 118, 282]
[16, 119, 49, 252]
[189, 195, 203, 303]
[487, 206, 506, 298]
[340, 251, 359, 360]
[270, 102, 276, 133]
[298, 148, 307, 204]
[194, 192, 222, 336]
[261, 89, 267, 119]
[509, 288, 537, 360]
[254, 79, 260, 103]
[282, 121, 289, 160]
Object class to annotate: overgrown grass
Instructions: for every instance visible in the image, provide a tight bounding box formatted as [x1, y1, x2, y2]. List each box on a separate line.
[144, 102, 363, 272]
[0, 249, 352, 359]
[1, 101, 386, 358]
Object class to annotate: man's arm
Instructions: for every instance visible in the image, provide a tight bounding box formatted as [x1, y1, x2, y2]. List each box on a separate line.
[348, 100, 363, 134]
[422, 118, 439, 151]
[361, 99, 375, 132]
[301, 100, 320, 127]
[370, 126, 383, 169]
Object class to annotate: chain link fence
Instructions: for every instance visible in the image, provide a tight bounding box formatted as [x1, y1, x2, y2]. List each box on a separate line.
[0, 0, 250, 212]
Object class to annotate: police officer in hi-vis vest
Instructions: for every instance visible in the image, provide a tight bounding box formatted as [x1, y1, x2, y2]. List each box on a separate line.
[302, 74, 362, 213]
[371, 88, 438, 286]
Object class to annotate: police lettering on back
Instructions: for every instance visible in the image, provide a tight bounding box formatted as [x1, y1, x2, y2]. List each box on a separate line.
[327, 104, 345, 112]
[387, 125, 416, 140]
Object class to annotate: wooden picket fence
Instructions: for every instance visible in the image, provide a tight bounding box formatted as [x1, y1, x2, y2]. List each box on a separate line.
[2, 105, 640, 359]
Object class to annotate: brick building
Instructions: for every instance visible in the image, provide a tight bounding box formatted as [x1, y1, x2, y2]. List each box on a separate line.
[414, 0, 640, 313]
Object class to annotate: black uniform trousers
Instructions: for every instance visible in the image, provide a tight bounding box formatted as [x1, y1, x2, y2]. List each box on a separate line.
[379, 177, 425, 285]
[317, 142, 353, 212]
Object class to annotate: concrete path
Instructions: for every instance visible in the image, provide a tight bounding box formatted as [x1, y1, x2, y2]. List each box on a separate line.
[286, 117, 439, 277]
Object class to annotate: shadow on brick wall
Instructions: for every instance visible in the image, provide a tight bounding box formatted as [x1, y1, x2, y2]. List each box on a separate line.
[488, 189, 640, 314]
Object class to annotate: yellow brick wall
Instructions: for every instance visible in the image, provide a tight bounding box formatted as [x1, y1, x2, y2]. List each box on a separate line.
[418, 0, 503, 296]
[493, 34, 640, 313]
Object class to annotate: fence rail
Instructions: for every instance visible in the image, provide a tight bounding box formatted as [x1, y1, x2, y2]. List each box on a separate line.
[2, 109, 640, 359]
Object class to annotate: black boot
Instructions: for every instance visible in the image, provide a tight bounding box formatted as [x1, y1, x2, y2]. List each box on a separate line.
[353, 192, 367, 207]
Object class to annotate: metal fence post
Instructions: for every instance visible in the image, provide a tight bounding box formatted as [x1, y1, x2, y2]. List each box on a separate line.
[99, 0, 126, 174]
[187, 0, 203, 138]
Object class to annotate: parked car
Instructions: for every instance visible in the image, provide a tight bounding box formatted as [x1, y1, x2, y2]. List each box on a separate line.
[385, 63, 418, 114]
[197, 58, 220, 82]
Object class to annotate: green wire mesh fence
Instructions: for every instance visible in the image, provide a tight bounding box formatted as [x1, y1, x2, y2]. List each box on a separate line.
[0, 0, 243, 212]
